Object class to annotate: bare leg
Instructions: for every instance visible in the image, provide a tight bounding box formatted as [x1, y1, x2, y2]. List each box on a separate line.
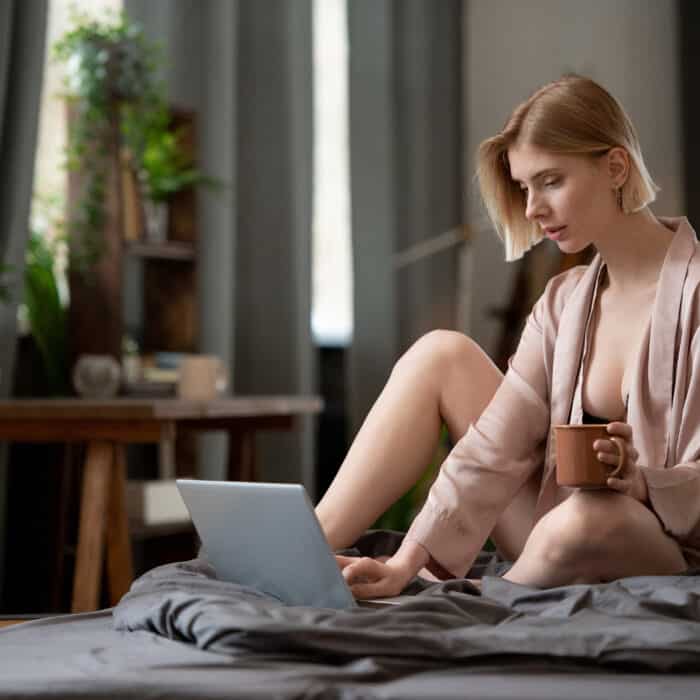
[489, 470, 541, 561]
[316, 331, 504, 550]
[503, 490, 687, 588]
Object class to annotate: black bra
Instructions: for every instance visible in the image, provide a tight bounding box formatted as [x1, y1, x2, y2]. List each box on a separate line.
[582, 409, 612, 425]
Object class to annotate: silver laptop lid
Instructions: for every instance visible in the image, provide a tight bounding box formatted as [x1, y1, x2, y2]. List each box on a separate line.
[176, 479, 356, 610]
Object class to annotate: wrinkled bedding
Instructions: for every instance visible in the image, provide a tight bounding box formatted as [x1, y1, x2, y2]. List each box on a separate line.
[114, 531, 700, 673]
[3, 533, 700, 700]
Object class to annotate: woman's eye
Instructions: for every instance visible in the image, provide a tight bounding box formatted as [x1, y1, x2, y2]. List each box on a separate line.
[544, 179, 560, 188]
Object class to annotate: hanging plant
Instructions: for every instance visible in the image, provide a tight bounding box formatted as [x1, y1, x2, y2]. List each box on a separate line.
[53, 9, 167, 274]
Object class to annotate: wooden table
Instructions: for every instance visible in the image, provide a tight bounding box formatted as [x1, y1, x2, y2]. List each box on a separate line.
[0, 396, 323, 613]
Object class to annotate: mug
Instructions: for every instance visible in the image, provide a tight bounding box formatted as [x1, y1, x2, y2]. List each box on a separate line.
[554, 424, 626, 488]
[177, 355, 229, 400]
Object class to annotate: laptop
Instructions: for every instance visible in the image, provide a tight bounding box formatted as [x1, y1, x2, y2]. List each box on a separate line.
[176, 479, 407, 609]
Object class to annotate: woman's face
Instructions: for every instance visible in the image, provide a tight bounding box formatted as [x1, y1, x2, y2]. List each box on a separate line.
[506, 142, 619, 254]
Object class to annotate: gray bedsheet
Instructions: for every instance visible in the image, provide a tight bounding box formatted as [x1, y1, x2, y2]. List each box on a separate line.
[2, 532, 700, 699]
[114, 554, 700, 673]
[1, 610, 699, 700]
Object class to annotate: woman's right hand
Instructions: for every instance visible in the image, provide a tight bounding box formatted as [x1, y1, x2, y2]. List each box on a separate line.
[335, 538, 431, 599]
[336, 555, 414, 598]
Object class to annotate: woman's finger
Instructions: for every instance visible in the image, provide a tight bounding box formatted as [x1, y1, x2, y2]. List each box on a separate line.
[335, 555, 359, 570]
[607, 422, 633, 439]
[606, 476, 628, 492]
[349, 579, 398, 600]
[596, 438, 637, 464]
[342, 557, 384, 584]
[593, 438, 618, 453]
[597, 450, 626, 466]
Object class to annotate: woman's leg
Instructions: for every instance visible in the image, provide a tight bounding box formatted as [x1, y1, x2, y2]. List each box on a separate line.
[489, 471, 541, 561]
[503, 490, 687, 587]
[316, 331, 504, 550]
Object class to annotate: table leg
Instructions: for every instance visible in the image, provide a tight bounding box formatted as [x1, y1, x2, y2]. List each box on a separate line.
[106, 445, 134, 606]
[71, 441, 113, 613]
[50, 444, 75, 611]
[227, 429, 256, 481]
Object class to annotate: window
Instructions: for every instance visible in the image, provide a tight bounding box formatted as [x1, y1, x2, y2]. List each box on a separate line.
[32, 0, 123, 228]
[24, 0, 123, 323]
[311, 0, 353, 347]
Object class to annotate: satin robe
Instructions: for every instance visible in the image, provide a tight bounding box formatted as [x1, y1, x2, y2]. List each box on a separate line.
[406, 216, 700, 577]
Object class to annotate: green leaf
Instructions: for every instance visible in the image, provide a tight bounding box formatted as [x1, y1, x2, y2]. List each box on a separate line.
[23, 232, 69, 395]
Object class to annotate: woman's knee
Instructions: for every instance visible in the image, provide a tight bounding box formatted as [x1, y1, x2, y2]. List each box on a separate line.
[392, 330, 482, 384]
[527, 491, 623, 573]
[396, 329, 500, 389]
[391, 331, 502, 439]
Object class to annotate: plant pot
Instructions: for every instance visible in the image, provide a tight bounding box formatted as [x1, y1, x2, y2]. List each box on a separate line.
[143, 199, 168, 244]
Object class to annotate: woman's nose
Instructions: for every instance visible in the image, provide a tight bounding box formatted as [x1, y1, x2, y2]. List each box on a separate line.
[525, 191, 547, 221]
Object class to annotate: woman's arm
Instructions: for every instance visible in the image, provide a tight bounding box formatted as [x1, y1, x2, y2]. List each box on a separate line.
[337, 539, 430, 598]
[338, 271, 577, 596]
[402, 277, 560, 578]
[636, 326, 700, 550]
[336, 303, 552, 596]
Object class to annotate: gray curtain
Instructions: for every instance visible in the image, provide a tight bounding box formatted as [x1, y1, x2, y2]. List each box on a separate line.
[125, 0, 315, 491]
[347, 0, 464, 434]
[0, 0, 49, 599]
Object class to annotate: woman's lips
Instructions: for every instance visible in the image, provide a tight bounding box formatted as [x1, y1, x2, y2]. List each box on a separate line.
[544, 226, 566, 240]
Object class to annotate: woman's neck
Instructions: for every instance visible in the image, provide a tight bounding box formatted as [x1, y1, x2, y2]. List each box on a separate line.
[594, 209, 674, 295]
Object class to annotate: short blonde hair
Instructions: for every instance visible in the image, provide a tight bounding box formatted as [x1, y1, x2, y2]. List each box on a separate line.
[476, 75, 660, 261]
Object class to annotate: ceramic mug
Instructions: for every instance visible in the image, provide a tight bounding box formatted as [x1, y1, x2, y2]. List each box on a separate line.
[554, 424, 626, 488]
[177, 355, 229, 400]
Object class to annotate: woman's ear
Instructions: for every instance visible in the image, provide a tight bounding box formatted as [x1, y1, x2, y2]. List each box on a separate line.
[606, 147, 630, 189]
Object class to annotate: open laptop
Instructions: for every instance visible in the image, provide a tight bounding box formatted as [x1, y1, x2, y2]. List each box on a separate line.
[176, 479, 407, 609]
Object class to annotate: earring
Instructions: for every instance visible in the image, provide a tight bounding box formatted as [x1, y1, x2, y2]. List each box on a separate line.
[616, 187, 623, 211]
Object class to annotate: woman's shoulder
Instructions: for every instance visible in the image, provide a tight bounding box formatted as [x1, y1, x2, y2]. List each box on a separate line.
[531, 264, 589, 325]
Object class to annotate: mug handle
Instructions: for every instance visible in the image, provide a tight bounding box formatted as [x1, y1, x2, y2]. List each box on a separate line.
[607, 437, 627, 478]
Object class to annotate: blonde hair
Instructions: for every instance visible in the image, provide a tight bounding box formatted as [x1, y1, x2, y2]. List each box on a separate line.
[476, 75, 660, 261]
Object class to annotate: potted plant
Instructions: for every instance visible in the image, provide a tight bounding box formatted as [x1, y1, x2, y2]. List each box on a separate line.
[53, 9, 164, 272]
[23, 228, 70, 396]
[0, 206, 70, 396]
[54, 10, 221, 255]
[138, 112, 215, 243]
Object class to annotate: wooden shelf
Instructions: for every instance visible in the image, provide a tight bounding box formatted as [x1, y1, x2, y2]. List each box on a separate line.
[126, 241, 196, 261]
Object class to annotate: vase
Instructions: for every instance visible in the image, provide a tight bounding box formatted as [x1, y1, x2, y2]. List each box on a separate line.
[73, 354, 122, 398]
[143, 199, 168, 244]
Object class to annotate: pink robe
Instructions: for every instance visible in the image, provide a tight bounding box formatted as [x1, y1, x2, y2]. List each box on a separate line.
[406, 216, 700, 576]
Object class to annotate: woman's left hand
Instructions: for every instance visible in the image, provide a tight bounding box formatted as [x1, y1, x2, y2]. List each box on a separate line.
[593, 421, 648, 504]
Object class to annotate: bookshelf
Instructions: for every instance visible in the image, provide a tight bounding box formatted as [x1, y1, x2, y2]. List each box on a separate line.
[67, 105, 201, 550]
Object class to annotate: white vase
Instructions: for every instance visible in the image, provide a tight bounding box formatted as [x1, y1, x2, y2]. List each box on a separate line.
[73, 355, 122, 398]
[143, 199, 168, 244]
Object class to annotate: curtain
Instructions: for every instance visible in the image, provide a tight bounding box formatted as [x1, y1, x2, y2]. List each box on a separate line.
[347, 0, 464, 434]
[680, 0, 700, 236]
[125, 0, 315, 490]
[0, 0, 49, 601]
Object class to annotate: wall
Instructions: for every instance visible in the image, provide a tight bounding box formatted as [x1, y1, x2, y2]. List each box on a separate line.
[463, 0, 683, 356]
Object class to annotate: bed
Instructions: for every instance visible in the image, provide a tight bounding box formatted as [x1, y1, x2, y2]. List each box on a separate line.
[2, 534, 700, 699]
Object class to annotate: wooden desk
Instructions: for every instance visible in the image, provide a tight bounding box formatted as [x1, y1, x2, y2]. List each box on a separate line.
[0, 396, 323, 613]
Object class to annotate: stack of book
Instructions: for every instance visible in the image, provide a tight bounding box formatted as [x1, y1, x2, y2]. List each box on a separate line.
[122, 352, 185, 397]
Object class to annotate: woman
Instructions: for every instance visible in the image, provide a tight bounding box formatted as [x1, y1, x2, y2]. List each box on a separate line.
[316, 74, 700, 599]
